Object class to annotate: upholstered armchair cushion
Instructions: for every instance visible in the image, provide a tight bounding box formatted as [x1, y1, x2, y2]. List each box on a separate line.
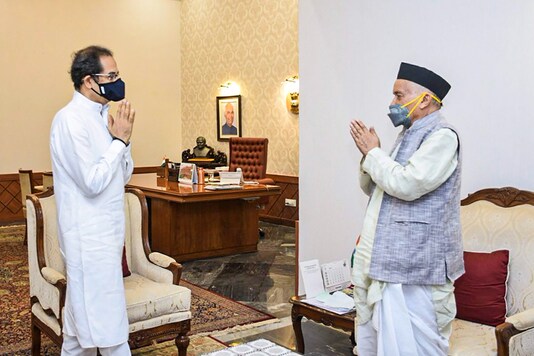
[124, 273, 191, 324]
[450, 319, 498, 355]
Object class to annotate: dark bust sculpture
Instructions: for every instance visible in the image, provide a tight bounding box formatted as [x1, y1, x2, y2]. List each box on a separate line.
[182, 136, 227, 167]
[193, 136, 214, 157]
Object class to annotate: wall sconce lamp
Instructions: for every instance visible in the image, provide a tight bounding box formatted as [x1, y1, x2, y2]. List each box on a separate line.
[219, 81, 240, 96]
[285, 75, 299, 114]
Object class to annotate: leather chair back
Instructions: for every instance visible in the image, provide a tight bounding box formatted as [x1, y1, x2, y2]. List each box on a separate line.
[228, 137, 269, 180]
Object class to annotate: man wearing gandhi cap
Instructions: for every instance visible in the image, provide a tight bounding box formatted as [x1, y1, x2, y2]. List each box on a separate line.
[349, 62, 463, 355]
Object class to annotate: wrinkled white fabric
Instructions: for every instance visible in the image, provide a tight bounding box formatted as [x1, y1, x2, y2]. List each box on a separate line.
[50, 91, 133, 348]
[61, 334, 130, 356]
[356, 284, 448, 356]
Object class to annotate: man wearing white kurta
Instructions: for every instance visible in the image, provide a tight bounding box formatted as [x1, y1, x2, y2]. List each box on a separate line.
[50, 46, 136, 355]
[349, 63, 464, 356]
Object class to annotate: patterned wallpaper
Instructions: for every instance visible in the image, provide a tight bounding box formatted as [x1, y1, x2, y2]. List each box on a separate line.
[180, 0, 299, 176]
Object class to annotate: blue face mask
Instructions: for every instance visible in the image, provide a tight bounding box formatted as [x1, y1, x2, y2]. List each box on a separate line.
[387, 104, 412, 128]
[93, 78, 126, 102]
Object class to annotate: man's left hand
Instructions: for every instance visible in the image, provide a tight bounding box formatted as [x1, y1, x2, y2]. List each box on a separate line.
[350, 120, 380, 155]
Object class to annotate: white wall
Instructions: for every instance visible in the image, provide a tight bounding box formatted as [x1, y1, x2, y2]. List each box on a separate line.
[299, 1, 534, 293]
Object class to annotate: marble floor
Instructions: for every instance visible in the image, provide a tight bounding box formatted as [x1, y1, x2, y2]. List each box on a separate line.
[181, 222, 355, 355]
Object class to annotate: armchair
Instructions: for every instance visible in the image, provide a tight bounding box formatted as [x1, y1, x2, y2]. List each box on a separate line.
[449, 187, 534, 355]
[27, 188, 191, 355]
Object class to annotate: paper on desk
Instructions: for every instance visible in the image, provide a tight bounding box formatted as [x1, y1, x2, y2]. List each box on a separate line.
[299, 259, 325, 299]
[302, 291, 355, 315]
[243, 180, 259, 185]
[316, 291, 355, 309]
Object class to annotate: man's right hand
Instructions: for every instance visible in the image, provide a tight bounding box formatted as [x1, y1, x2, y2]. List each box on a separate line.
[350, 120, 380, 156]
[108, 100, 135, 144]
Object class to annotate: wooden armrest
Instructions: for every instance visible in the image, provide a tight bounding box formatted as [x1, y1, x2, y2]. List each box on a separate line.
[167, 262, 183, 285]
[495, 309, 534, 356]
[496, 322, 523, 356]
[258, 178, 275, 185]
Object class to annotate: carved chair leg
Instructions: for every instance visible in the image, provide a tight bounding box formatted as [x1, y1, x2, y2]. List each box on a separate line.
[31, 317, 41, 356]
[175, 333, 190, 356]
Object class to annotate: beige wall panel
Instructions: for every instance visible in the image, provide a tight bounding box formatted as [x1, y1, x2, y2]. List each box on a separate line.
[180, 0, 299, 176]
[0, 0, 181, 173]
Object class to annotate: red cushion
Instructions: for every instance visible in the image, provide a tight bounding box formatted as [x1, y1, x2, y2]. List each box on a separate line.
[122, 245, 131, 277]
[454, 250, 509, 326]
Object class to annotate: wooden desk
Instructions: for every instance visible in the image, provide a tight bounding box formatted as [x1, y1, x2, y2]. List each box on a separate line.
[126, 173, 280, 262]
[289, 296, 355, 353]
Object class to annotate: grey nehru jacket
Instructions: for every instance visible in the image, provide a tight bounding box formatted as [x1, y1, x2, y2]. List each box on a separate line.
[369, 112, 464, 285]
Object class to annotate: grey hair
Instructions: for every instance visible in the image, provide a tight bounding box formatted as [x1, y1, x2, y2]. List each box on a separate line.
[409, 82, 442, 108]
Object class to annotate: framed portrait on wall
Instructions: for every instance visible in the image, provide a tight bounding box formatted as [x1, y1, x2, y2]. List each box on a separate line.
[217, 95, 241, 141]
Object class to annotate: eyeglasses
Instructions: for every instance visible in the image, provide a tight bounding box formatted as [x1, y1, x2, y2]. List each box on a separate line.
[92, 72, 120, 82]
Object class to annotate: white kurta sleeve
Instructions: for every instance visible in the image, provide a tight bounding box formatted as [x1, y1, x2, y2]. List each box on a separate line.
[361, 128, 458, 201]
[359, 156, 374, 196]
[122, 143, 134, 184]
[51, 117, 129, 198]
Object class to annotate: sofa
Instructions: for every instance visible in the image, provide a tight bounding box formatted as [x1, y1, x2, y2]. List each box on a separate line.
[449, 187, 534, 355]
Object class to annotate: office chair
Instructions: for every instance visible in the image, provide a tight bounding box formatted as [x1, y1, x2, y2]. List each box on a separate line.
[229, 137, 275, 238]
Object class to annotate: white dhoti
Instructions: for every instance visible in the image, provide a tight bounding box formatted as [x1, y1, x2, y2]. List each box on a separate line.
[356, 283, 449, 356]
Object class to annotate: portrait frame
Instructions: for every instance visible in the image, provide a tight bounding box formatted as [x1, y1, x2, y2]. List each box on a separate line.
[217, 95, 242, 141]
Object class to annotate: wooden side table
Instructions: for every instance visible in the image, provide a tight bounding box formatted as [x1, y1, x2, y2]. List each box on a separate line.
[289, 296, 356, 353]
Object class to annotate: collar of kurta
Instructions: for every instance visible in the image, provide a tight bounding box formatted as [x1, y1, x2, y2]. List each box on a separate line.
[72, 91, 110, 124]
[73, 91, 109, 113]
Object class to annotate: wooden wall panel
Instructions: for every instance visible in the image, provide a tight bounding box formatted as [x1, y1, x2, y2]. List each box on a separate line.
[260, 174, 299, 227]
[0, 169, 299, 227]
[0, 173, 36, 224]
